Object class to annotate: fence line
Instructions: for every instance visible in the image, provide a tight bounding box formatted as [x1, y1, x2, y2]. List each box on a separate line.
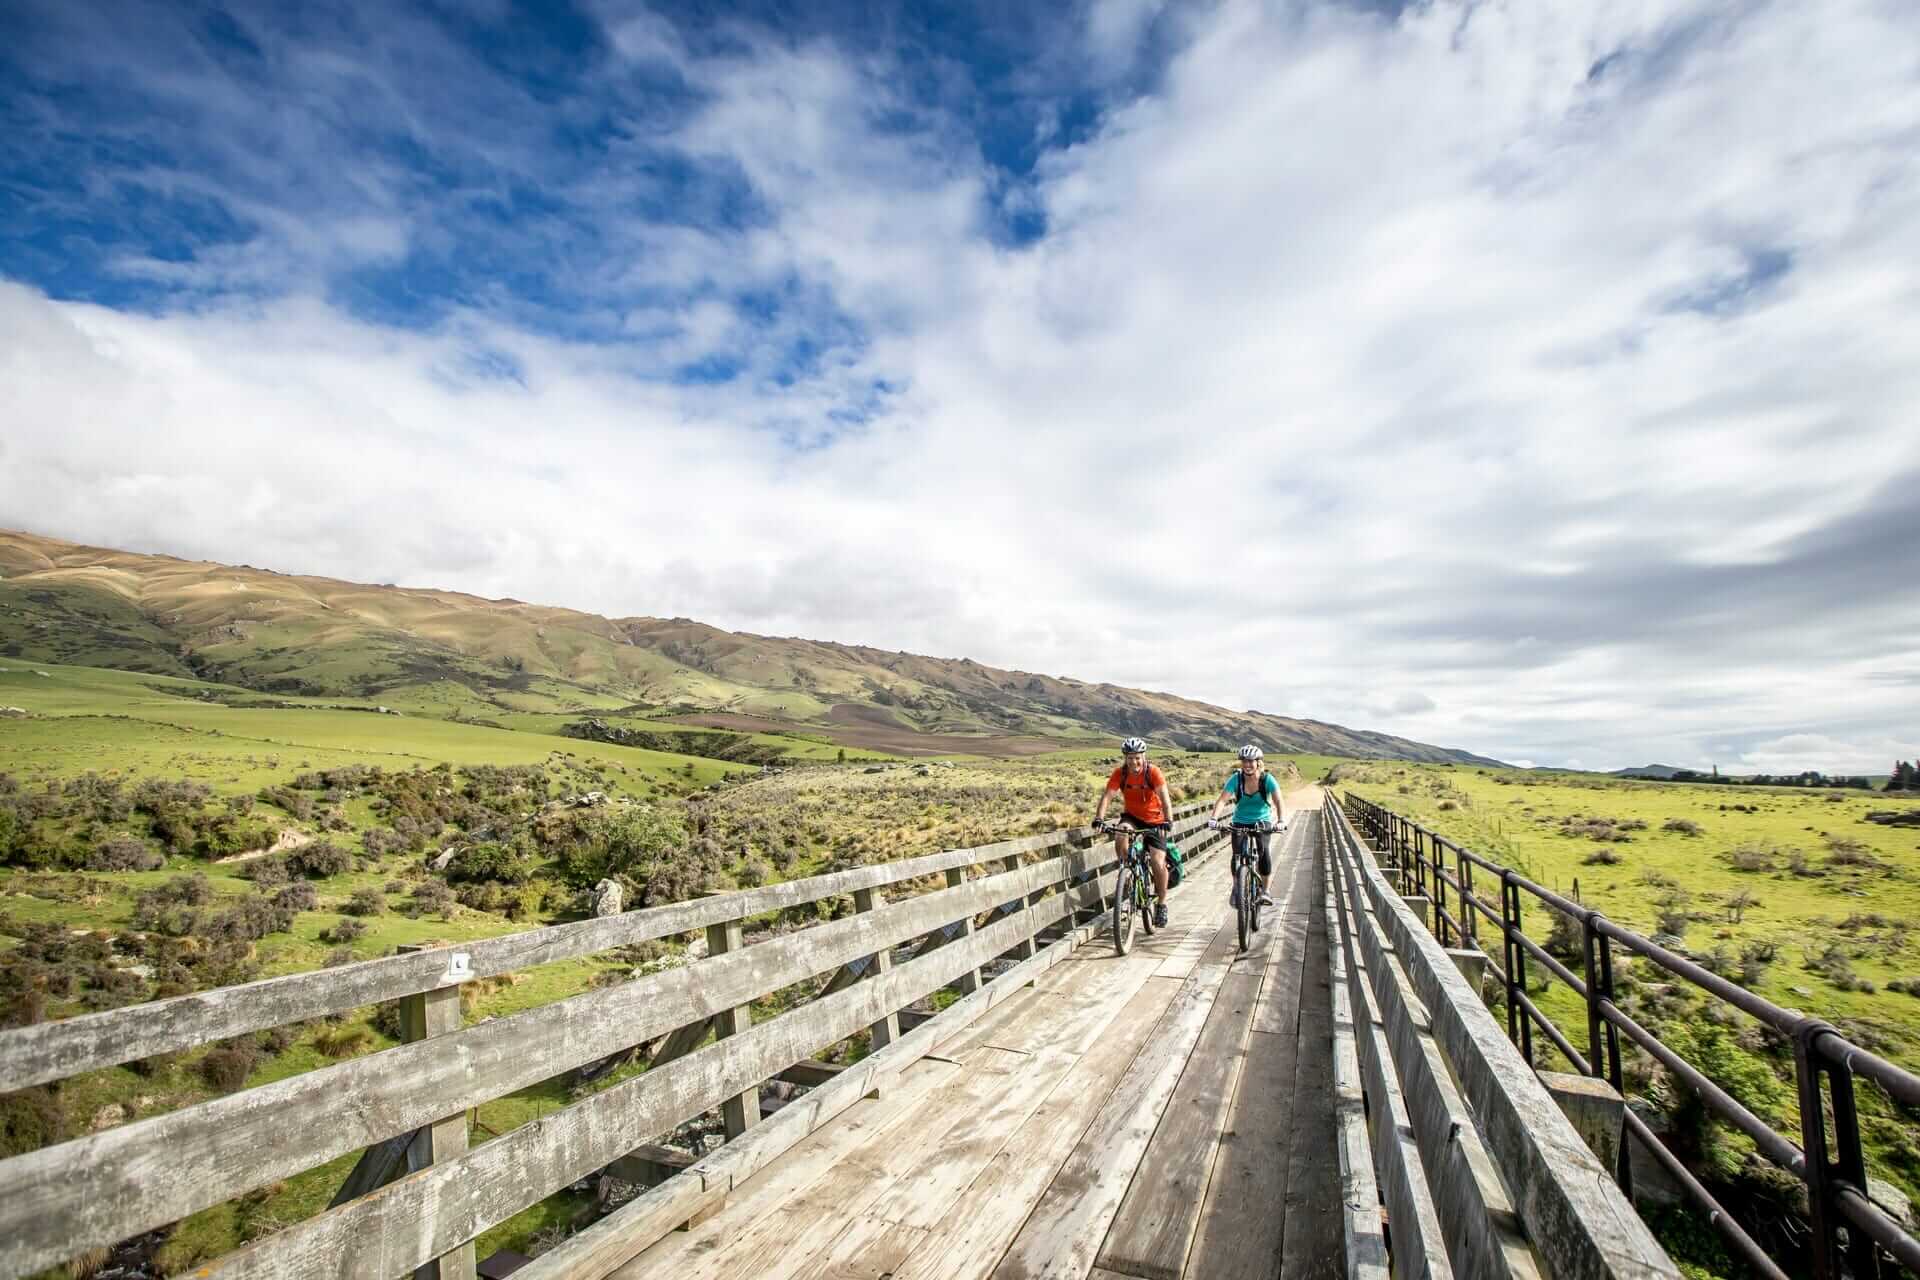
[0, 801, 1221, 1279]
[1341, 791, 1920, 1279]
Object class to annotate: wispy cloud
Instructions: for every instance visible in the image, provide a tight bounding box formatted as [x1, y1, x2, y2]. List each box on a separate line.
[3, 0, 1919, 772]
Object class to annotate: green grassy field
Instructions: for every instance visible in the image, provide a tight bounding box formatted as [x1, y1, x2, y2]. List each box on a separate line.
[1334, 760, 1920, 1275]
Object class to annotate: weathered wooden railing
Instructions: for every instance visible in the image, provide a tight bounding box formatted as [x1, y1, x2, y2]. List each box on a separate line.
[1322, 799, 1680, 1279]
[1342, 791, 1920, 1280]
[0, 802, 1222, 1279]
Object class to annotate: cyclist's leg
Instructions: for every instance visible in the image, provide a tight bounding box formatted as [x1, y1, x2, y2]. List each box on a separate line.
[1149, 846, 1169, 899]
[1257, 830, 1275, 905]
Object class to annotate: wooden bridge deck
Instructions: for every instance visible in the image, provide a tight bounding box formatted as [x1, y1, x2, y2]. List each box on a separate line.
[617, 801, 1338, 1280]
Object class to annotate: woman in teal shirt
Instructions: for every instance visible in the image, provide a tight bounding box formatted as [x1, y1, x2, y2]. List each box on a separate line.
[1207, 745, 1287, 907]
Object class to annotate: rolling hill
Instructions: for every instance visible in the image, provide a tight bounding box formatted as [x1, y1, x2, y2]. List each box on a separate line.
[0, 528, 1497, 763]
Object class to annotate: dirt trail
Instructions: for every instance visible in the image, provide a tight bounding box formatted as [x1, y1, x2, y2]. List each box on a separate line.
[213, 828, 311, 865]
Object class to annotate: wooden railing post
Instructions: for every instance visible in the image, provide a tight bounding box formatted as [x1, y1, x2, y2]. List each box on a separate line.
[945, 868, 981, 995]
[396, 945, 476, 1280]
[704, 918, 758, 1140]
[1002, 854, 1037, 960]
[851, 887, 901, 1052]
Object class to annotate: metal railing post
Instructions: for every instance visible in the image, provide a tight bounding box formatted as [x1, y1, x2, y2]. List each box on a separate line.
[1795, 1022, 1842, 1280]
[1598, 930, 1632, 1197]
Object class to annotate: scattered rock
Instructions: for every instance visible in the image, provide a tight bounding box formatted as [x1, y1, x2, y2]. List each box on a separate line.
[1792, 985, 1813, 997]
[570, 791, 607, 808]
[429, 847, 458, 872]
[90, 1104, 130, 1133]
[591, 879, 625, 917]
[32, 670, 50, 677]
[0, 707, 27, 718]
[1869, 1176, 1915, 1232]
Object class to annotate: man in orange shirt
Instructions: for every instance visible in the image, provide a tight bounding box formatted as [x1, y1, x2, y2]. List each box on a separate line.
[1093, 737, 1176, 927]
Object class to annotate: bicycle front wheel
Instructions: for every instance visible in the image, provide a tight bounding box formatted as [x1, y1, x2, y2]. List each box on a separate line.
[1235, 865, 1252, 952]
[1112, 867, 1135, 955]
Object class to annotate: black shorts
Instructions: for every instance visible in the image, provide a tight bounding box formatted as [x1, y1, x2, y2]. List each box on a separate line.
[1232, 828, 1273, 878]
[1117, 818, 1170, 854]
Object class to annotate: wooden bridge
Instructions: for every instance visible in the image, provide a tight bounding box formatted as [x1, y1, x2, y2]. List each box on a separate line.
[1, 791, 1686, 1280]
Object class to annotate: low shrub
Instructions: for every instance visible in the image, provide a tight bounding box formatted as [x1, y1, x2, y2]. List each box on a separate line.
[273, 882, 318, 913]
[1582, 847, 1623, 866]
[312, 1026, 372, 1058]
[198, 1040, 261, 1091]
[1662, 818, 1702, 836]
[0, 1086, 65, 1158]
[319, 917, 366, 944]
[85, 834, 165, 872]
[341, 888, 385, 917]
[288, 841, 352, 879]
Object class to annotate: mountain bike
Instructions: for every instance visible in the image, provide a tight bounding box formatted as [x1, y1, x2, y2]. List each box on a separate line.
[1097, 820, 1160, 955]
[1218, 820, 1279, 952]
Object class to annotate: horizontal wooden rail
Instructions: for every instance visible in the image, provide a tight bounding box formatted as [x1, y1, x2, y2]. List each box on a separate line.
[0, 802, 1211, 1278]
[0, 823, 1130, 1091]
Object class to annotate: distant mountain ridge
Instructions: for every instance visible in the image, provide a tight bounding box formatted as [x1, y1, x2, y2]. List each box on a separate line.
[0, 528, 1500, 765]
[1609, 764, 1689, 779]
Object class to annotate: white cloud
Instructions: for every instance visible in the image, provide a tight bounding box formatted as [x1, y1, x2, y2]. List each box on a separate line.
[5, 0, 1920, 773]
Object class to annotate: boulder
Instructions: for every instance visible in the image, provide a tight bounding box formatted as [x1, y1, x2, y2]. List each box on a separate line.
[428, 847, 458, 872]
[591, 878, 625, 917]
[1869, 1176, 1915, 1232]
[0, 707, 26, 718]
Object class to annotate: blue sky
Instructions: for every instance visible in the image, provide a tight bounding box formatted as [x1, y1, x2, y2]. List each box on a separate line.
[3, 0, 1919, 772]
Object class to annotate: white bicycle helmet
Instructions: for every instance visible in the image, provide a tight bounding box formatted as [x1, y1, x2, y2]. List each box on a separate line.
[1121, 737, 1147, 754]
[1238, 744, 1264, 760]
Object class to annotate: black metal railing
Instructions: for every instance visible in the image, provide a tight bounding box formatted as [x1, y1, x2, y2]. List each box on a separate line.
[1340, 792, 1920, 1280]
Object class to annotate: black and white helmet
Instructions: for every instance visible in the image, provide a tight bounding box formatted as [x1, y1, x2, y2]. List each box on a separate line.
[1121, 737, 1148, 755]
[1238, 744, 1264, 761]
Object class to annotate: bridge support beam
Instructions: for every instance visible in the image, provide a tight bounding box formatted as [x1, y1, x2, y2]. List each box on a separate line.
[1538, 1071, 1625, 1185]
[1445, 946, 1489, 997]
[1400, 893, 1431, 930]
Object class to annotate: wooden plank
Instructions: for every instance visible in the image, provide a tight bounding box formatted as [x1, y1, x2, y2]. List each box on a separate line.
[777, 1059, 845, 1088]
[889, 977, 1182, 1280]
[607, 1144, 697, 1187]
[1185, 825, 1314, 1280]
[794, 1215, 929, 1280]
[1336, 860, 1452, 1280]
[0, 848, 1110, 1277]
[651, 1015, 716, 1067]
[658, 1048, 1031, 1280]
[1096, 967, 1263, 1279]
[990, 928, 1232, 1280]
[1278, 841, 1343, 1280]
[605, 1056, 967, 1278]
[864, 951, 1162, 1233]
[195, 883, 1089, 1280]
[1321, 848, 1390, 1280]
